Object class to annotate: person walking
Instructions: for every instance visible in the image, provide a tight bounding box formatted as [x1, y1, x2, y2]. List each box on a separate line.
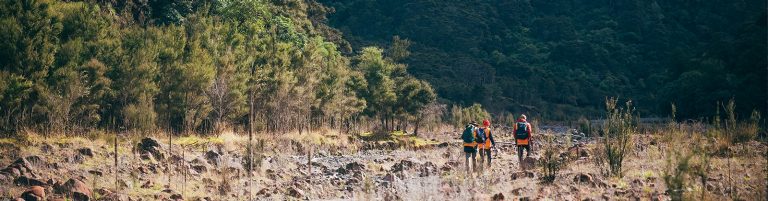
[513, 115, 533, 162]
[461, 122, 478, 174]
[477, 119, 495, 168]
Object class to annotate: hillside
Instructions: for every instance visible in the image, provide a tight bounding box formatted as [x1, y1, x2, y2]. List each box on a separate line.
[320, 0, 768, 119]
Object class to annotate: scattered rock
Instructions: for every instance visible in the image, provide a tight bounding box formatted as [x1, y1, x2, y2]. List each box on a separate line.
[54, 178, 92, 201]
[141, 180, 154, 189]
[286, 186, 305, 198]
[437, 142, 449, 148]
[19, 186, 45, 201]
[170, 193, 184, 200]
[574, 173, 593, 184]
[391, 160, 414, 172]
[510, 171, 535, 180]
[1, 158, 37, 178]
[337, 162, 365, 174]
[78, 148, 94, 157]
[14, 176, 47, 187]
[205, 151, 221, 166]
[492, 193, 505, 200]
[383, 173, 396, 182]
[41, 144, 54, 153]
[137, 138, 165, 160]
[256, 188, 271, 197]
[418, 162, 437, 177]
[88, 170, 103, 177]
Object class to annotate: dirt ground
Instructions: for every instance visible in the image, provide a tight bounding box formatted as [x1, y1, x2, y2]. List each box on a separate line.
[0, 127, 766, 200]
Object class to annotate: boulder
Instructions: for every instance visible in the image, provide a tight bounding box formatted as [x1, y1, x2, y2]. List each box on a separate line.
[391, 160, 414, 172]
[337, 162, 365, 175]
[78, 148, 94, 157]
[137, 138, 164, 160]
[14, 176, 47, 186]
[204, 151, 221, 166]
[54, 178, 92, 201]
[1, 158, 37, 178]
[19, 186, 45, 201]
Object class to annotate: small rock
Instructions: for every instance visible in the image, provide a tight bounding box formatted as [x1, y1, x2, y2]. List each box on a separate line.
[170, 193, 184, 200]
[54, 178, 92, 201]
[88, 170, 103, 177]
[14, 176, 47, 187]
[492, 192, 505, 200]
[205, 151, 221, 166]
[137, 138, 164, 160]
[574, 173, 593, 184]
[141, 180, 154, 189]
[286, 186, 305, 198]
[78, 148, 94, 157]
[391, 160, 414, 172]
[383, 173, 396, 182]
[437, 142, 449, 148]
[20, 186, 45, 201]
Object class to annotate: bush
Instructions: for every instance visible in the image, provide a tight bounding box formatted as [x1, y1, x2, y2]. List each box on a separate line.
[599, 97, 635, 177]
[539, 134, 564, 183]
[662, 129, 711, 201]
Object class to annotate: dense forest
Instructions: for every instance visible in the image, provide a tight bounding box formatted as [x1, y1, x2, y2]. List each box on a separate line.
[0, 0, 438, 135]
[0, 0, 766, 136]
[321, 0, 768, 120]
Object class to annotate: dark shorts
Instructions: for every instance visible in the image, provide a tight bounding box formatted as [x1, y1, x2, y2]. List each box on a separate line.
[464, 146, 476, 153]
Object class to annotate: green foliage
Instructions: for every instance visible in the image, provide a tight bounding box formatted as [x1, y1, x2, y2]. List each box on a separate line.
[539, 134, 564, 183]
[600, 97, 635, 177]
[322, 0, 767, 120]
[449, 103, 490, 127]
[0, 0, 436, 136]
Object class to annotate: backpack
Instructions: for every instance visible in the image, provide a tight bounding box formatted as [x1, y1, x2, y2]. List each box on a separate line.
[515, 122, 529, 139]
[476, 128, 487, 143]
[461, 126, 475, 143]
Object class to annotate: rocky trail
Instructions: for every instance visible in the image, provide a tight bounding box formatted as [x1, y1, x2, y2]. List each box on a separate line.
[0, 127, 765, 200]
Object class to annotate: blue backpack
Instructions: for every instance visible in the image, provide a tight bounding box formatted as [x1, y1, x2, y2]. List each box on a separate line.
[461, 126, 475, 143]
[476, 128, 487, 143]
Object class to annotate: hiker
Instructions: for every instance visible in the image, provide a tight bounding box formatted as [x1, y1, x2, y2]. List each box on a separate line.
[513, 114, 533, 162]
[477, 119, 495, 168]
[461, 122, 478, 173]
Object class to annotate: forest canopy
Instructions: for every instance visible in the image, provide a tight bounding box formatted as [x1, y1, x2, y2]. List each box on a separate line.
[0, 0, 765, 136]
[320, 0, 767, 120]
[0, 0, 435, 135]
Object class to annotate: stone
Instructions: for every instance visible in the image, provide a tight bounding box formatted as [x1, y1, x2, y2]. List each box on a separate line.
[492, 193, 505, 200]
[391, 160, 414, 172]
[204, 151, 221, 166]
[88, 170, 103, 177]
[170, 193, 184, 200]
[137, 138, 165, 160]
[20, 186, 45, 201]
[78, 148, 94, 157]
[286, 186, 305, 198]
[574, 173, 593, 184]
[141, 180, 154, 189]
[54, 178, 92, 201]
[14, 176, 47, 187]
[510, 171, 535, 180]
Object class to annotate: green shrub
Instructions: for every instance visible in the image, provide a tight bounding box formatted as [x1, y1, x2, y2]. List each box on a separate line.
[599, 97, 635, 177]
